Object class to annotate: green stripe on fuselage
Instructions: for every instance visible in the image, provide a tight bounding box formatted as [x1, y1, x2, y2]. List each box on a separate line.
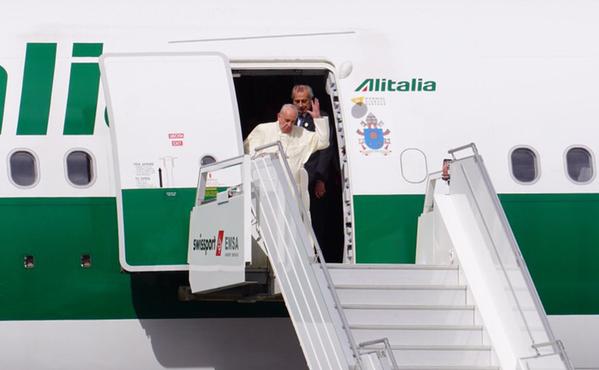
[353, 193, 599, 315]
[500, 193, 599, 315]
[0, 197, 287, 320]
[353, 194, 422, 264]
[0, 193, 597, 320]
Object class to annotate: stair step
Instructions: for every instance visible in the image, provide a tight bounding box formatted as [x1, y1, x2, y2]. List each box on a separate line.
[326, 264, 499, 368]
[352, 324, 484, 345]
[363, 344, 494, 367]
[327, 263, 459, 270]
[344, 304, 476, 326]
[328, 264, 459, 285]
[336, 284, 467, 305]
[395, 366, 499, 370]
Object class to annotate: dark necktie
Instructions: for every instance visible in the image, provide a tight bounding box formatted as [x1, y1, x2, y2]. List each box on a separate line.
[298, 114, 310, 128]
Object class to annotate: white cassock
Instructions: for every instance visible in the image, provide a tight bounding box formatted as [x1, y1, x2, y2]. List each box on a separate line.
[244, 117, 329, 210]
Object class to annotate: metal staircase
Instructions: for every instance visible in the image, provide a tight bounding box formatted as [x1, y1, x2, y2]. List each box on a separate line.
[330, 263, 499, 369]
[188, 142, 574, 370]
[249, 142, 398, 369]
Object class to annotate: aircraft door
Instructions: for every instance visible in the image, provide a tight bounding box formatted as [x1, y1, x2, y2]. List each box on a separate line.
[100, 52, 242, 271]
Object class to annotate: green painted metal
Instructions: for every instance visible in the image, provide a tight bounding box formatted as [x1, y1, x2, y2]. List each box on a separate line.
[122, 188, 196, 266]
[0, 66, 6, 134]
[17, 43, 56, 135]
[72, 43, 103, 58]
[121, 187, 226, 267]
[353, 193, 599, 315]
[353, 194, 422, 264]
[0, 197, 287, 320]
[0, 193, 597, 320]
[500, 193, 599, 315]
[63, 43, 103, 135]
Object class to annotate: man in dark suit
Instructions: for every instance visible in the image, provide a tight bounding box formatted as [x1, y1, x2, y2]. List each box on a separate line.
[291, 85, 343, 262]
[291, 85, 332, 200]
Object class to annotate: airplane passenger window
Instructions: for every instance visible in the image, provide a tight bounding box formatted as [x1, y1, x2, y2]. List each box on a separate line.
[566, 147, 594, 183]
[510, 147, 538, 184]
[66, 150, 94, 187]
[9, 150, 38, 187]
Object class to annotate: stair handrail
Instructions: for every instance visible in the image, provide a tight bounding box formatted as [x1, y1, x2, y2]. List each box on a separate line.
[446, 143, 574, 369]
[251, 145, 349, 368]
[358, 338, 400, 370]
[423, 170, 443, 214]
[253, 141, 361, 368]
[253, 141, 399, 369]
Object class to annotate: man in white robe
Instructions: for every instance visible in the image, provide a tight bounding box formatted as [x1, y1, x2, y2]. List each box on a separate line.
[244, 104, 329, 210]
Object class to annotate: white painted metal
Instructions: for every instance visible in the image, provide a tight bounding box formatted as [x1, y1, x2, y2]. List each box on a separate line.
[416, 146, 573, 369]
[244, 145, 531, 369]
[336, 285, 468, 306]
[250, 151, 355, 369]
[328, 264, 459, 285]
[351, 325, 485, 346]
[0, 318, 306, 370]
[344, 305, 476, 326]
[188, 155, 251, 293]
[248, 145, 405, 369]
[329, 263, 499, 369]
[188, 195, 246, 292]
[416, 173, 454, 265]
[394, 367, 498, 370]
[549, 315, 599, 370]
[185, 147, 402, 369]
[190, 146, 574, 369]
[385, 345, 494, 367]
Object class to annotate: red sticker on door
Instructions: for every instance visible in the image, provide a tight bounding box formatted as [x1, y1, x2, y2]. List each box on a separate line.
[215, 230, 224, 256]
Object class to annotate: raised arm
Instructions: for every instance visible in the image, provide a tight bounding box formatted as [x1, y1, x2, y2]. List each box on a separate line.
[313, 116, 330, 152]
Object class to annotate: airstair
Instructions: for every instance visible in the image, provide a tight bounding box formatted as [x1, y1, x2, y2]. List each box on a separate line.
[329, 263, 496, 369]
[187, 143, 574, 370]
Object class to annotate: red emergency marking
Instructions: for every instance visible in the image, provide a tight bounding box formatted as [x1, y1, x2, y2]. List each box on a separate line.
[215, 230, 224, 256]
[168, 133, 184, 139]
[171, 140, 183, 146]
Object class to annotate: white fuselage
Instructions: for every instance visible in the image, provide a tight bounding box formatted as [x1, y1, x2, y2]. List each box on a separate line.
[1, 1, 598, 369]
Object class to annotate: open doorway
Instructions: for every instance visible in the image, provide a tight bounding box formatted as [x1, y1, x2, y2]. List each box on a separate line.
[232, 68, 345, 263]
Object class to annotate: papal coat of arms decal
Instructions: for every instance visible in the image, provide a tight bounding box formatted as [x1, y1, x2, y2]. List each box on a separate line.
[356, 112, 391, 155]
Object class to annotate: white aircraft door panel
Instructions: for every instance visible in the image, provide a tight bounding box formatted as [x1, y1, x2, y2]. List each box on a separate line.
[100, 52, 242, 271]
